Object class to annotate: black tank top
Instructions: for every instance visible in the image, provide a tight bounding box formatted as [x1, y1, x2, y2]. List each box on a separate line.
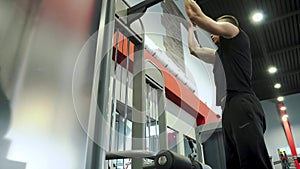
[217, 29, 254, 96]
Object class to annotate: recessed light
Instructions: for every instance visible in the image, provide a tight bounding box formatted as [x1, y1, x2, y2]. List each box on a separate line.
[282, 114, 288, 122]
[280, 106, 286, 111]
[274, 83, 281, 89]
[277, 96, 284, 102]
[252, 12, 264, 22]
[268, 67, 277, 74]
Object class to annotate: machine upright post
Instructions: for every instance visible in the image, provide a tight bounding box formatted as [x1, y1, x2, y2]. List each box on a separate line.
[132, 32, 146, 169]
[84, 0, 115, 169]
[158, 90, 167, 150]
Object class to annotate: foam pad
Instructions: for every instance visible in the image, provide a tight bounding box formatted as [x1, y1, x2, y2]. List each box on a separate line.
[192, 161, 203, 169]
[154, 150, 192, 169]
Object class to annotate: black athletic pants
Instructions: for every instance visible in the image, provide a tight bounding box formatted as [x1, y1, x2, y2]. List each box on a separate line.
[222, 93, 273, 169]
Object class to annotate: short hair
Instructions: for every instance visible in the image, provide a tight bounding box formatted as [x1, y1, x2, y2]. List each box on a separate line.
[216, 15, 239, 27]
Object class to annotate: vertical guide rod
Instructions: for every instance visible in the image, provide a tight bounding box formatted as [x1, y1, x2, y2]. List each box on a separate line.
[84, 0, 116, 169]
[108, 29, 119, 169]
[123, 37, 131, 152]
[154, 89, 158, 152]
[117, 34, 124, 152]
[151, 88, 155, 151]
[132, 30, 146, 169]
[146, 84, 150, 150]
[147, 85, 152, 151]
[109, 30, 120, 152]
[158, 89, 167, 150]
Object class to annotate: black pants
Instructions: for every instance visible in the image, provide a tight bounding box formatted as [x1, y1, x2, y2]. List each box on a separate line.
[222, 93, 273, 169]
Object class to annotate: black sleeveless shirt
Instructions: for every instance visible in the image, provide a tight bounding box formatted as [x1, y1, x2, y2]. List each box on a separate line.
[217, 29, 254, 96]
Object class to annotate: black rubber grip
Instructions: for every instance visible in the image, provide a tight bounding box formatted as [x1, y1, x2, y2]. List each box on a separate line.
[154, 150, 192, 169]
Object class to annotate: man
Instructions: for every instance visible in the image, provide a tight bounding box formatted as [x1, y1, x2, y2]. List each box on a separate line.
[184, 0, 273, 168]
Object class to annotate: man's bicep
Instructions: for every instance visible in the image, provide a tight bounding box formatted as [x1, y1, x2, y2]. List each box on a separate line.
[193, 17, 239, 38]
[216, 22, 239, 38]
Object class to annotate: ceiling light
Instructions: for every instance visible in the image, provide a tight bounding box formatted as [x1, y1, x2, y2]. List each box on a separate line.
[282, 114, 288, 122]
[277, 96, 284, 102]
[268, 67, 277, 74]
[252, 12, 264, 22]
[280, 106, 286, 111]
[274, 83, 281, 89]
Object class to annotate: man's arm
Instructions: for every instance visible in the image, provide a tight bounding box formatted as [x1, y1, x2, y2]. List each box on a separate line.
[188, 22, 216, 64]
[184, 0, 239, 38]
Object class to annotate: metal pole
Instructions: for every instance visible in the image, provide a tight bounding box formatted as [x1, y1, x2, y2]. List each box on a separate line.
[123, 38, 131, 152]
[121, 37, 131, 169]
[158, 90, 167, 150]
[117, 37, 123, 152]
[109, 30, 120, 152]
[107, 30, 119, 169]
[154, 89, 158, 152]
[85, 0, 115, 169]
[147, 85, 152, 151]
[151, 87, 155, 152]
[131, 32, 146, 169]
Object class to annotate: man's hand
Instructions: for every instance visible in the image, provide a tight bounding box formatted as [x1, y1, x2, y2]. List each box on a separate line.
[188, 21, 216, 64]
[188, 22, 199, 31]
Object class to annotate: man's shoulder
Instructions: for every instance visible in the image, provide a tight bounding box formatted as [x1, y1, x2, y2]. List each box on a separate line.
[239, 28, 250, 39]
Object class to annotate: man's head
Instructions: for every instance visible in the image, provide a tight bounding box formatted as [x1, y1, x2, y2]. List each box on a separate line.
[211, 15, 239, 46]
[216, 15, 239, 27]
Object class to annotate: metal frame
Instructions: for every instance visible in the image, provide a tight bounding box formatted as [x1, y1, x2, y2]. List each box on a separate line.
[85, 0, 166, 168]
[84, 0, 116, 169]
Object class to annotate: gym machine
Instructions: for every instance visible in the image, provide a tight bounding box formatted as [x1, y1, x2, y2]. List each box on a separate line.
[87, 0, 212, 169]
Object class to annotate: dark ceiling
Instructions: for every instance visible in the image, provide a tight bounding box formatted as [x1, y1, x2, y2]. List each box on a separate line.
[195, 0, 300, 100]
